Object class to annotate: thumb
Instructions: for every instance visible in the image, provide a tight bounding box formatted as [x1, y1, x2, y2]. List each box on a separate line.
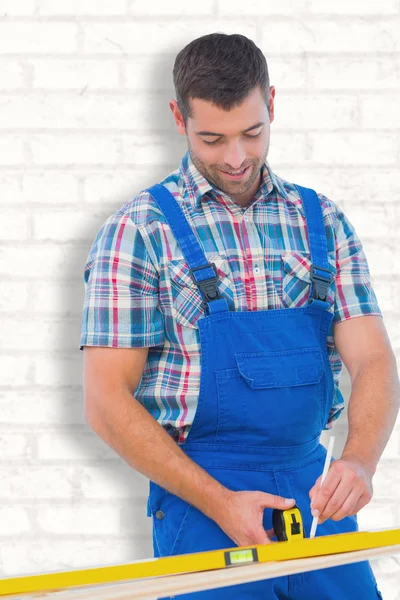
[261, 493, 296, 510]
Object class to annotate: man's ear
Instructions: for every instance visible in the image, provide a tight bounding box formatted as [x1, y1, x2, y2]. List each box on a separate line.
[269, 86, 276, 123]
[169, 99, 186, 136]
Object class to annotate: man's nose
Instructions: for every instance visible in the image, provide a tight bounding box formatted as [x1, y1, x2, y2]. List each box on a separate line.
[223, 142, 246, 170]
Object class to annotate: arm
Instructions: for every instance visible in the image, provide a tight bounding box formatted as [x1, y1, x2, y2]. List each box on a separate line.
[83, 346, 227, 520]
[336, 315, 400, 473]
[310, 315, 400, 522]
[83, 346, 294, 545]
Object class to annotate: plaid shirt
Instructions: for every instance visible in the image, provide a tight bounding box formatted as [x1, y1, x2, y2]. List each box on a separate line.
[80, 150, 382, 443]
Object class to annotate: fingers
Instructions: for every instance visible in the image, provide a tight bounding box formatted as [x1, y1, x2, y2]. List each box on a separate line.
[329, 491, 370, 522]
[261, 493, 295, 510]
[316, 479, 359, 523]
[310, 467, 341, 521]
[309, 475, 321, 504]
[310, 460, 373, 524]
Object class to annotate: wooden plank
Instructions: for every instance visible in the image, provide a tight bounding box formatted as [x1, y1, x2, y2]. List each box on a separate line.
[1, 529, 400, 598]
[4, 544, 400, 600]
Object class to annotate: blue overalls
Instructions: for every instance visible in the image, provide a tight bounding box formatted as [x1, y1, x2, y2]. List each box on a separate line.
[146, 183, 383, 599]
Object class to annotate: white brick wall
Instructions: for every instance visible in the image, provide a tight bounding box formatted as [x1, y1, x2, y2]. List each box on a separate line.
[1, 0, 399, 596]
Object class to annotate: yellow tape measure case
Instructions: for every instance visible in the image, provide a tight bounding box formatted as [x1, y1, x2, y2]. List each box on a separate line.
[273, 505, 305, 542]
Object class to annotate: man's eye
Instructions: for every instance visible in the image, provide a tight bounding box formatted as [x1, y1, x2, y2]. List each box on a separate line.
[202, 131, 262, 146]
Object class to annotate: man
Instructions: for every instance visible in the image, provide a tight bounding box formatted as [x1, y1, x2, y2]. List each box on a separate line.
[80, 33, 399, 599]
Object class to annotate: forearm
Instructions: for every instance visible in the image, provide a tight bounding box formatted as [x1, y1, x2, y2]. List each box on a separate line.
[86, 388, 229, 521]
[341, 351, 400, 474]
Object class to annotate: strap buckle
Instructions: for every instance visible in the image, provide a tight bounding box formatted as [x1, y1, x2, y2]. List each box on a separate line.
[189, 263, 223, 310]
[309, 265, 335, 302]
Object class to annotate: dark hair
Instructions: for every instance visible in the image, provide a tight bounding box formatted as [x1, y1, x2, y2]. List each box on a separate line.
[173, 33, 270, 125]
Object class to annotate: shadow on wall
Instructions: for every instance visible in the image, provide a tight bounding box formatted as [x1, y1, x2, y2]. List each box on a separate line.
[56, 54, 189, 559]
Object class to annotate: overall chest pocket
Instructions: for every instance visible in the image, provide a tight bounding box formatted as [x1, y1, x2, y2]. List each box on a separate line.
[281, 251, 336, 309]
[214, 347, 328, 446]
[166, 255, 235, 329]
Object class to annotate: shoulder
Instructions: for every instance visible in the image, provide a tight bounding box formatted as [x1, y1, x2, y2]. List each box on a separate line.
[275, 172, 340, 224]
[115, 167, 185, 227]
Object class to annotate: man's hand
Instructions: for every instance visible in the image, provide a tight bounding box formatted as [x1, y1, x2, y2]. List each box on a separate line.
[214, 490, 296, 547]
[309, 457, 373, 524]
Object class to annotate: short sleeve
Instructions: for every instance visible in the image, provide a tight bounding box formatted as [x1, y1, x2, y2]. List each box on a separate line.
[333, 205, 382, 324]
[79, 212, 165, 350]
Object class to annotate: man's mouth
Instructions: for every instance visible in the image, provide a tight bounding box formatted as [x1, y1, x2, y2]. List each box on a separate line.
[219, 165, 250, 180]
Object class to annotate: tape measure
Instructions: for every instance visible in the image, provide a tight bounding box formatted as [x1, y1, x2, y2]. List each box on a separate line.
[273, 505, 305, 542]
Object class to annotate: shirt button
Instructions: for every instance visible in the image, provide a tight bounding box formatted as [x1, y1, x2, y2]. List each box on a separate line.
[254, 267, 260, 274]
[244, 215, 249, 221]
[155, 510, 165, 520]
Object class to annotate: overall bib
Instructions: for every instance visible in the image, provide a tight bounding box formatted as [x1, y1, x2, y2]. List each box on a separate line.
[146, 183, 383, 599]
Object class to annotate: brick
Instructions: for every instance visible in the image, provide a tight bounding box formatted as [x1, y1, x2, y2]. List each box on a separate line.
[35, 504, 120, 534]
[0, 391, 85, 425]
[373, 460, 400, 498]
[83, 171, 137, 204]
[0, 538, 152, 576]
[268, 133, 308, 166]
[0, 434, 31, 460]
[0, 317, 80, 352]
[32, 59, 120, 90]
[32, 210, 105, 242]
[0, 467, 75, 499]
[125, 55, 175, 91]
[361, 94, 400, 129]
[357, 500, 400, 531]
[83, 21, 257, 55]
[37, 432, 118, 461]
[122, 134, 188, 165]
[129, 0, 214, 14]
[33, 282, 83, 315]
[0, 244, 85, 278]
[0, 24, 77, 54]
[0, 0, 36, 15]
[31, 134, 119, 165]
[0, 136, 25, 166]
[0, 211, 29, 240]
[39, 0, 126, 15]
[0, 176, 21, 204]
[309, 133, 397, 165]
[79, 465, 149, 499]
[34, 355, 83, 386]
[0, 507, 31, 536]
[372, 280, 400, 315]
[308, 0, 398, 14]
[275, 94, 358, 130]
[0, 356, 31, 387]
[0, 282, 27, 311]
[0, 60, 24, 89]
[22, 173, 80, 205]
[308, 57, 400, 90]
[0, 94, 166, 130]
[218, 0, 307, 14]
[380, 431, 400, 459]
[260, 20, 400, 54]
[374, 574, 400, 599]
[268, 57, 307, 90]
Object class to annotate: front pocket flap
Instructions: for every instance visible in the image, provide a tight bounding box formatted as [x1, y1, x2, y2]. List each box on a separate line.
[282, 251, 337, 283]
[234, 348, 324, 389]
[168, 255, 230, 289]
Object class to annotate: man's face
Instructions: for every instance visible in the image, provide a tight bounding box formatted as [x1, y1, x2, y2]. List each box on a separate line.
[170, 86, 275, 206]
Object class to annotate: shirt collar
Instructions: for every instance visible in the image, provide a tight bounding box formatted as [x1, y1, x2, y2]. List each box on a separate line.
[179, 150, 289, 210]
